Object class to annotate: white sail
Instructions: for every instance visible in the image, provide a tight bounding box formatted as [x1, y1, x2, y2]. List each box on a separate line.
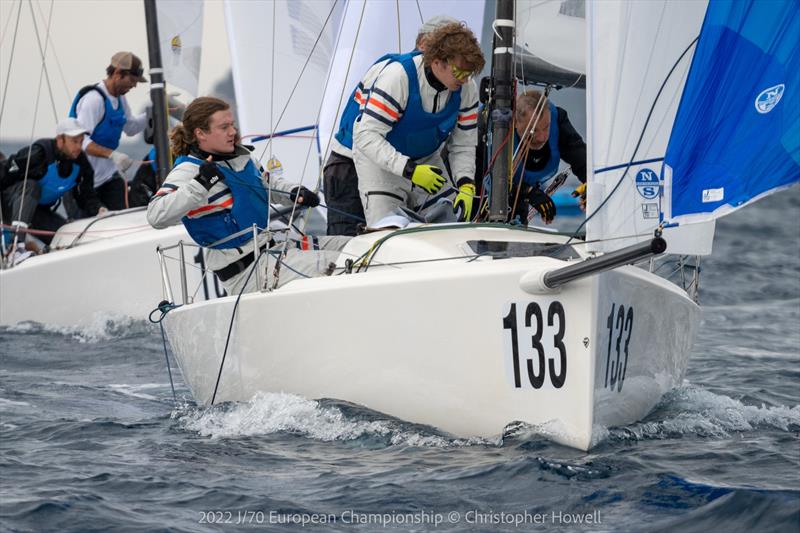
[317, 0, 485, 161]
[156, 0, 203, 97]
[585, 0, 715, 255]
[223, 0, 344, 188]
[515, 0, 584, 86]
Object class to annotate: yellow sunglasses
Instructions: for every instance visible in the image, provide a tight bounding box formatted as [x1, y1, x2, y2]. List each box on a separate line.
[450, 63, 473, 81]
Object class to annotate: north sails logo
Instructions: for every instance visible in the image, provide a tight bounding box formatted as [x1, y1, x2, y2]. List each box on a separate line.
[755, 84, 784, 114]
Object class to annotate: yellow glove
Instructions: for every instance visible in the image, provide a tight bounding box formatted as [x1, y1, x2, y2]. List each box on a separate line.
[453, 182, 476, 222]
[572, 183, 587, 212]
[408, 164, 446, 194]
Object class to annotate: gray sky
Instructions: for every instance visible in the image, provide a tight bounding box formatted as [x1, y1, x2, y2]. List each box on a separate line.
[0, 0, 231, 143]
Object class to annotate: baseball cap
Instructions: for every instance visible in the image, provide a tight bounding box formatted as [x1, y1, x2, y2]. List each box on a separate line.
[418, 15, 459, 37]
[110, 51, 147, 82]
[56, 117, 89, 137]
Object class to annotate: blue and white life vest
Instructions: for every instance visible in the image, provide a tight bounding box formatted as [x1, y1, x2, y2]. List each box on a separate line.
[38, 161, 80, 206]
[174, 155, 268, 249]
[513, 102, 560, 187]
[32, 139, 80, 206]
[68, 85, 127, 150]
[335, 52, 461, 160]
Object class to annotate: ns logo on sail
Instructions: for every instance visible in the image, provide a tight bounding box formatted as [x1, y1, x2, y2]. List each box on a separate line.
[755, 84, 784, 114]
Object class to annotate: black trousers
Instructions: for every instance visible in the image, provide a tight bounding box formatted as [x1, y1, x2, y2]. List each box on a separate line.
[95, 174, 127, 210]
[322, 152, 365, 236]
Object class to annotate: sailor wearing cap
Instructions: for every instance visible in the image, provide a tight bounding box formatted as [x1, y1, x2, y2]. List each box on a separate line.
[67, 51, 150, 212]
[1, 118, 105, 257]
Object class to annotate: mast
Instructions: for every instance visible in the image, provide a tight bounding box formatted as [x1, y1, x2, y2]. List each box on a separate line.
[143, 0, 171, 186]
[488, 0, 515, 222]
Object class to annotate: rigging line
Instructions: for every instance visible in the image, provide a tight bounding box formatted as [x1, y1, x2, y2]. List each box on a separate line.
[12, 2, 59, 240]
[210, 246, 266, 406]
[28, 0, 59, 124]
[257, 0, 341, 163]
[414, 0, 423, 24]
[0, 0, 18, 47]
[319, 0, 368, 173]
[395, 0, 401, 53]
[563, 35, 700, 247]
[0, 0, 23, 130]
[304, 0, 349, 218]
[33, 0, 69, 100]
[269, 0, 276, 160]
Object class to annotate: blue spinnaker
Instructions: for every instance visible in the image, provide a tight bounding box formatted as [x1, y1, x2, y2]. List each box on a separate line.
[665, 0, 799, 222]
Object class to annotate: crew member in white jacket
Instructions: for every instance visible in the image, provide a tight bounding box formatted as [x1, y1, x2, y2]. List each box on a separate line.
[147, 97, 349, 295]
[346, 22, 484, 226]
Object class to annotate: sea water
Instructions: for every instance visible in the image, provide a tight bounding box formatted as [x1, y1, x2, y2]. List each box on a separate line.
[1, 190, 798, 532]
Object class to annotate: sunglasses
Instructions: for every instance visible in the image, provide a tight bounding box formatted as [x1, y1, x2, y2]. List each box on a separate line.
[450, 63, 473, 81]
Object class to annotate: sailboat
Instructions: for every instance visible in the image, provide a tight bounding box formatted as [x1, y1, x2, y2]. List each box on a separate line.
[0, 0, 313, 328]
[158, 0, 798, 450]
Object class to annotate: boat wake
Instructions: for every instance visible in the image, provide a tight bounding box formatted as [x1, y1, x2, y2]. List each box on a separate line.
[597, 385, 800, 445]
[3, 315, 154, 343]
[173, 392, 499, 448]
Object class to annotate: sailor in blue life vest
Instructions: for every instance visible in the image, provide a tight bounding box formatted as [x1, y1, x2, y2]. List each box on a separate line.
[147, 97, 350, 295]
[510, 90, 587, 224]
[0, 118, 105, 260]
[344, 22, 485, 227]
[68, 51, 150, 212]
[325, 15, 458, 236]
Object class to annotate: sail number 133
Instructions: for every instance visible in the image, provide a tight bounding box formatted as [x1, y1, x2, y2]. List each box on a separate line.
[502, 301, 567, 389]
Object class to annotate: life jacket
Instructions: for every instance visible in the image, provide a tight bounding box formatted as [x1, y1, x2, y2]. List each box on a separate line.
[335, 52, 461, 160]
[512, 102, 560, 187]
[175, 155, 268, 249]
[68, 84, 127, 150]
[334, 52, 405, 150]
[35, 139, 80, 206]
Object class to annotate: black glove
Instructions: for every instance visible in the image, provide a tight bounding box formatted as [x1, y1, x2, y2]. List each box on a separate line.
[194, 160, 224, 190]
[289, 186, 320, 207]
[528, 185, 556, 223]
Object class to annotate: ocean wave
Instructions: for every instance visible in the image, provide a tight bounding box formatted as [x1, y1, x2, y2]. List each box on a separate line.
[174, 392, 496, 448]
[3, 315, 154, 343]
[598, 385, 800, 444]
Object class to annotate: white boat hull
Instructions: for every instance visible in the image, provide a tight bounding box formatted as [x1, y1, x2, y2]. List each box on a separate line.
[0, 210, 223, 327]
[162, 226, 700, 450]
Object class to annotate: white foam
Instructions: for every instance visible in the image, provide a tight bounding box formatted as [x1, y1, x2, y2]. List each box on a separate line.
[598, 385, 800, 444]
[0, 397, 32, 407]
[107, 383, 166, 401]
[176, 392, 492, 447]
[5, 314, 152, 343]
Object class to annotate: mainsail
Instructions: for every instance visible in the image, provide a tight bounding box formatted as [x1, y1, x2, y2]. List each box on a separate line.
[223, 0, 344, 187]
[663, 0, 800, 227]
[515, 0, 585, 88]
[156, 0, 203, 98]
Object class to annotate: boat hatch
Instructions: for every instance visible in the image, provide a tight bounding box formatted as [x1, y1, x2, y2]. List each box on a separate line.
[467, 240, 580, 260]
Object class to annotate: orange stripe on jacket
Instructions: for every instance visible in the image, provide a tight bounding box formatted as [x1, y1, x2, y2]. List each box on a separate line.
[367, 98, 400, 120]
[458, 112, 478, 123]
[187, 197, 234, 217]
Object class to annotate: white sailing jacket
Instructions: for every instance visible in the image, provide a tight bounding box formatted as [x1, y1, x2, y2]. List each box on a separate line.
[338, 54, 478, 181]
[146, 146, 296, 273]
